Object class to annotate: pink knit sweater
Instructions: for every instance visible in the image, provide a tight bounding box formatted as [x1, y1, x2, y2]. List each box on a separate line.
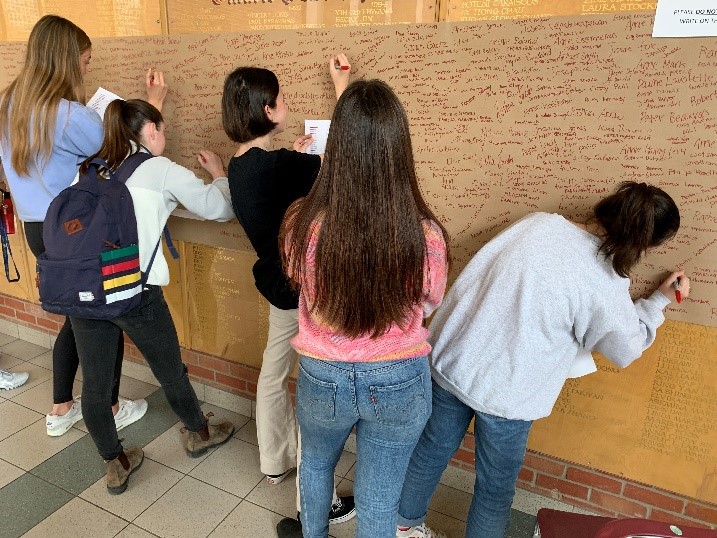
[287, 219, 448, 363]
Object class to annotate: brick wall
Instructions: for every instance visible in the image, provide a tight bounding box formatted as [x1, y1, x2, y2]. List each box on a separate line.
[446, 437, 716, 530]
[2, 293, 715, 530]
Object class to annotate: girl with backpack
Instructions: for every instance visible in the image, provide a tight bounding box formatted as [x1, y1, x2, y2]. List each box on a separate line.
[68, 98, 236, 494]
[221, 57, 356, 532]
[0, 15, 165, 436]
[279, 79, 450, 538]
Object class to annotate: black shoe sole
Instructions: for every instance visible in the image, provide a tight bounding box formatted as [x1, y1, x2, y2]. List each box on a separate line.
[276, 517, 303, 538]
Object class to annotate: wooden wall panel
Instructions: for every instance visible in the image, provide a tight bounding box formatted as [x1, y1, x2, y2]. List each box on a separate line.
[444, 0, 656, 22]
[166, 0, 437, 34]
[0, 0, 162, 40]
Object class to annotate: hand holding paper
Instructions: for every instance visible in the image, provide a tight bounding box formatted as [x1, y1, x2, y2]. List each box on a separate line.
[86, 87, 123, 119]
[304, 120, 331, 155]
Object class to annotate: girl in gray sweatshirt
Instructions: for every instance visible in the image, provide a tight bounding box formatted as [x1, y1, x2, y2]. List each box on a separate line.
[396, 181, 689, 538]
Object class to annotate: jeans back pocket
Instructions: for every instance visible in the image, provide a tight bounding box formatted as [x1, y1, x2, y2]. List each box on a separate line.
[298, 363, 337, 422]
[370, 373, 429, 427]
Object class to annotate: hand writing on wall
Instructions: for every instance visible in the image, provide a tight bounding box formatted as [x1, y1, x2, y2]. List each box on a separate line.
[146, 68, 168, 111]
[330, 53, 351, 100]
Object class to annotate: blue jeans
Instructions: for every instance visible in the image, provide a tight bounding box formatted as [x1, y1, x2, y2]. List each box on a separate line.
[296, 356, 432, 538]
[398, 381, 532, 538]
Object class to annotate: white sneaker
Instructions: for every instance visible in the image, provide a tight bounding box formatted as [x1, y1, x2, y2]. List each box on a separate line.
[46, 399, 83, 436]
[396, 523, 447, 538]
[266, 467, 295, 485]
[0, 370, 29, 390]
[114, 398, 148, 431]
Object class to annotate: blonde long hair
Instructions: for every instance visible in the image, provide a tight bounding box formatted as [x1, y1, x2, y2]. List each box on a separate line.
[0, 15, 90, 175]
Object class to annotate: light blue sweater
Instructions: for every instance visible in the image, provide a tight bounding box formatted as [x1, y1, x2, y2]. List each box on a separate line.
[429, 212, 670, 421]
[0, 99, 103, 222]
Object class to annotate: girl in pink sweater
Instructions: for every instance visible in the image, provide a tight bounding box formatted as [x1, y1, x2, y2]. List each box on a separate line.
[280, 79, 449, 538]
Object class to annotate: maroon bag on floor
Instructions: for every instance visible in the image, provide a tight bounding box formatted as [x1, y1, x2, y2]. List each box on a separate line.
[535, 508, 716, 538]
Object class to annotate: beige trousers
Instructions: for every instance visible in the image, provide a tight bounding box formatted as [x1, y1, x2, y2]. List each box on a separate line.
[256, 305, 339, 513]
[256, 305, 299, 476]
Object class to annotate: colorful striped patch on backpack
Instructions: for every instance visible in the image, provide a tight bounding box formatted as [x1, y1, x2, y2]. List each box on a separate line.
[100, 244, 142, 304]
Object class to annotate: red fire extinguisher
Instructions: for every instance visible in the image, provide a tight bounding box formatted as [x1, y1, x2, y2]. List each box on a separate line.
[1, 191, 15, 234]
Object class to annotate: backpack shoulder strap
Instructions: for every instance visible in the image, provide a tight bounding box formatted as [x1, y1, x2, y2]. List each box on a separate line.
[112, 150, 180, 261]
[74, 158, 111, 194]
[114, 151, 155, 183]
[88, 157, 111, 170]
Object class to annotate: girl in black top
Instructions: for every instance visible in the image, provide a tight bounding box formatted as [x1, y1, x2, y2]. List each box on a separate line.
[221, 55, 355, 531]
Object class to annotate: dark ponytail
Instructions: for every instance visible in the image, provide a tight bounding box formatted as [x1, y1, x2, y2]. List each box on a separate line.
[593, 181, 679, 277]
[80, 99, 163, 174]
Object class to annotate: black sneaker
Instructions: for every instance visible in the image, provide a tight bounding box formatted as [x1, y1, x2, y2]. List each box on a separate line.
[329, 495, 356, 525]
[276, 517, 302, 538]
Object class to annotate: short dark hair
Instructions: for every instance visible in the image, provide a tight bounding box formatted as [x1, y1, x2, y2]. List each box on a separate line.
[594, 181, 680, 277]
[221, 67, 279, 143]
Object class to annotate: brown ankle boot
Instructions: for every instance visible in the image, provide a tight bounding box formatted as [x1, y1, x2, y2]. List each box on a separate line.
[105, 446, 144, 494]
[182, 412, 235, 458]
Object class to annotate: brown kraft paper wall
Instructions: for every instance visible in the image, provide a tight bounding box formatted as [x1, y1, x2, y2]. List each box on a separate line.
[0, 12, 714, 503]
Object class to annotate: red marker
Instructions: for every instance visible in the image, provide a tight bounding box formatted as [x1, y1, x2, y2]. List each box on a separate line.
[335, 62, 350, 71]
[673, 278, 682, 303]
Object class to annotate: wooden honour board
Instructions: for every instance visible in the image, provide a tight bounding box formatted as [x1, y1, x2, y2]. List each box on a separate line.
[0, 0, 162, 40]
[0, 14, 715, 501]
[530, 321, 717, 504]
[444, 0, 657, 22]
[166, 0, 437, 34]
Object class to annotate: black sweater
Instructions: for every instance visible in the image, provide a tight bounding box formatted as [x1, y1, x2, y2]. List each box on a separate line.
[228, 147, 321, 310]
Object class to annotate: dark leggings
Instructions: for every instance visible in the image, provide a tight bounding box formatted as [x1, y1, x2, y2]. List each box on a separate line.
[72, 286, 205, 460]
[25, 222, 123, 405]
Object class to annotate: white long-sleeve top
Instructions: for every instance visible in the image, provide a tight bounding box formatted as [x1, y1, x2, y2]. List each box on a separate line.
[125, 151, 233, 286]
[429, 212, 670, 421]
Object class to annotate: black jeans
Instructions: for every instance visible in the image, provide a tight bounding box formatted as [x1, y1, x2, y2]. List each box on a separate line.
[25, 222, 123, 405]
[70, 285, 206, 460]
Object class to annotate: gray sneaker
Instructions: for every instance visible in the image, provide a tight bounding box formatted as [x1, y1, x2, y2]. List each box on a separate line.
[0, 369, 28, 390]
[114, 398, 148, 431]
[46, 399, 83, 437]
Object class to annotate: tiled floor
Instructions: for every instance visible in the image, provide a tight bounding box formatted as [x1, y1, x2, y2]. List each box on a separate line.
[0, 326, 585, 538]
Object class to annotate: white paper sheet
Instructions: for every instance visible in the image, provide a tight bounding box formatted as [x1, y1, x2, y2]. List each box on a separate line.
[86, 87, 124, 119]
[653, 0, 717, 37]
[304, 120, 331, 155]
[567, 347, 598, 379]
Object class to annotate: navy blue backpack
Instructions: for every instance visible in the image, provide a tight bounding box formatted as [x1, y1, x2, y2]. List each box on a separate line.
[37, 152, 162, 319]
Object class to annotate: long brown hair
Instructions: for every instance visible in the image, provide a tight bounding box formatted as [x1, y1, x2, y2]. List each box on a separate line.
[281, 79, 448, 338]
[0, 15, 90, 175]
[80, 99, 162, 174]
[593, 181, 679, 277]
